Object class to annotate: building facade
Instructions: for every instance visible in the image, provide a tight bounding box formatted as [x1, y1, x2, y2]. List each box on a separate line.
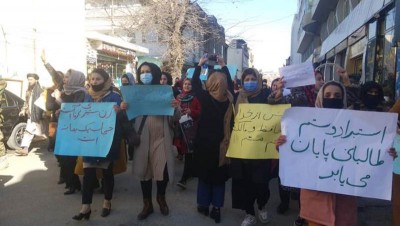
[0, 0, 86, 97]
[85, 1, 227, 76]
[227, 39, 251, 79]
[291, 0, 399, 101]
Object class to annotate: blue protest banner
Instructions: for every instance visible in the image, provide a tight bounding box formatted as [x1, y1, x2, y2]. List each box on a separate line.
[121, 85, 174, 120]
[186, 64, 237, 80]
[214, 64, 238, 79]
[54, 102, 116, 157]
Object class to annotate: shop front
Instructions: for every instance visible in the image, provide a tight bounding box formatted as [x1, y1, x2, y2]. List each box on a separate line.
[86, 31, 149, 84]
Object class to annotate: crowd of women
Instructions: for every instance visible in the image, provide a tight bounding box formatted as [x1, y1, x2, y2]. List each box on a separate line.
[26, 52, 400, 226]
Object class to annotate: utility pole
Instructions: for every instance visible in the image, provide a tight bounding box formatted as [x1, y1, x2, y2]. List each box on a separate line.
[111, 0, 114, 35]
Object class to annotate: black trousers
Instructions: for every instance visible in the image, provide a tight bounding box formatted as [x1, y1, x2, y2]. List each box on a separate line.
[180, 153, 193, 182]
[63, 156, 81, 189]
[232, 178, 270, 216]
[82, 162, 114, 204]
[278, 177, 291, 206]
[140, 164, 169, 199]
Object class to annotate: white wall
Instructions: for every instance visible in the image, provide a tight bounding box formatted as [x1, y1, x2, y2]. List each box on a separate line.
[0, 0, 86, 96]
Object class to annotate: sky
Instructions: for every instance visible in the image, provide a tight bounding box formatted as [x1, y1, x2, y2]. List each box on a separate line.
[201, 0, 298, 72]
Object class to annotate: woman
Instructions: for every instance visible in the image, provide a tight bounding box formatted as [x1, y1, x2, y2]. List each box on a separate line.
[55, 69, 87, 195]
[230, 68, 272, 226]
[192, 56, 234, 224]
[175, 78, 201, 189]
[276, 81, 357, 226]
[72, 68, 123, 220]
[121, 73, 135, 86]
[121, 62, 180, 220]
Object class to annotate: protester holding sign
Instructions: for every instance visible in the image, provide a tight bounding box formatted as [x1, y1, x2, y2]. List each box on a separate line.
[276, 81, 357, 226]
[72, 69, 123, 221]
[227, 68, 273, 226]
[121, 62, 180, 220]
[54, 69, 87, 195]
[175, 78, 201, 190]
[192, 55, 234, 224]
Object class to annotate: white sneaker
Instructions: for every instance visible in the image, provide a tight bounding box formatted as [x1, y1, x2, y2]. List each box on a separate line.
[241, 214, 257, 226]
[258, 207, 269, 223]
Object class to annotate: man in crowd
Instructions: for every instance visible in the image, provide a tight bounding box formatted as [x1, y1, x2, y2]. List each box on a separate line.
[16, 73, 44, 156]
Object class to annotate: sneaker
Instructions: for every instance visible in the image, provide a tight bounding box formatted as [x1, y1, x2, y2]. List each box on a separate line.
[176, 181, 186, 189]
[293, 216, 306, 226]
[241, 214, 257, 226]
[258, 206, 269, 223]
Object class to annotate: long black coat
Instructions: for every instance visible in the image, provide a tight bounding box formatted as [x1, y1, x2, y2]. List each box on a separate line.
[191, 65, 233, 184]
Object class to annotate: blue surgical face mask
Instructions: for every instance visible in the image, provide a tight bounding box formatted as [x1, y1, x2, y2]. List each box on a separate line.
[243, 81, 257, 91]
[140, 73, 153, 85]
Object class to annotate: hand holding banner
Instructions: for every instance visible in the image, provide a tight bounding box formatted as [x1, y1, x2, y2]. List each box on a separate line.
[279, 61, 315, 88]
[280, 107, 397, 200]
[121, 85, 174, 120]
[226, 104, 290, 159]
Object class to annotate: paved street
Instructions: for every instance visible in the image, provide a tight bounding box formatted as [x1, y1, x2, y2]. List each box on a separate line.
[0, 140, 393, 226]
[0, 140, 300, 226]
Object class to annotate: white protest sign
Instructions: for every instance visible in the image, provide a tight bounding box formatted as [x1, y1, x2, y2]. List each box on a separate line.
[280, 107, 397, 200]
[279, 61, 315, 88]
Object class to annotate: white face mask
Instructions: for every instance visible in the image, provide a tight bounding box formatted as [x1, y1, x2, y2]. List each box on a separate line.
[140, 73, 153, 85]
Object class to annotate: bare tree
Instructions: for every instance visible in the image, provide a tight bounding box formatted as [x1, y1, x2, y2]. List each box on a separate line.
[86, 0, 223, 77]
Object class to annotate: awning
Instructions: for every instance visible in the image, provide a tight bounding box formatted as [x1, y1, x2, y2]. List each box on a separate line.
[86, 31, 149, 54]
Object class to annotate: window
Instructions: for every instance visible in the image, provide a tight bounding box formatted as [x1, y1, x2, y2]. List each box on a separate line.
[0, 93, 7, 107]
[368, 21, 377, 40]
[327, 11, 337, 34]
[365, 39, 376, 82]
[343, 0, 350, 18]
[385, 8, 395, 31]
[382, 30, 395, 100]
[336, 0, 345, 24]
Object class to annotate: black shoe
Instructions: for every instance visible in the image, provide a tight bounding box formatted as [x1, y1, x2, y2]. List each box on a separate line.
[72, 210, 91, 220]
[277, 202, 289, 214]
[197, 206, 209, 216]
[64, 188, 76, 195]
[210, 207, 221, 223]
[101, 204, 111, 217]
[293, 216, 306, 226]
[57, 178, 65, 184]
[64, 186, 81, 195]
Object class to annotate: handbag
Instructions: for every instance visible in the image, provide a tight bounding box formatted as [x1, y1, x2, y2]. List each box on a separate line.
[179, 114, 196, 153]
[129, 116, 147, 146]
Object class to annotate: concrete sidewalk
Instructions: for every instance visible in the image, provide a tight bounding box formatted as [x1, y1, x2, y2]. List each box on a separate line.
[0, 140, 393, 226]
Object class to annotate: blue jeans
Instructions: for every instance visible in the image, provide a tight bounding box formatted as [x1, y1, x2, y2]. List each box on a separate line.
[197, 178, 225, 208]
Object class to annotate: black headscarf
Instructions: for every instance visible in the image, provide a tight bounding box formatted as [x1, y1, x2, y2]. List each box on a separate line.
[360, 81, 384, 109]
[136, 62, 162, 85]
